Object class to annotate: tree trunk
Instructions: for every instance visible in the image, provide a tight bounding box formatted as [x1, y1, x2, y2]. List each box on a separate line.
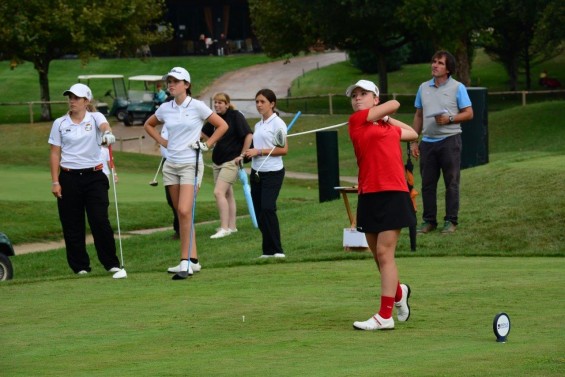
[524, 46, 531, 90]
[34, 58, 52, 121]
[377, 54, 389, 99]
[454, 44, 471, 87]
[508, 59, 518, 91]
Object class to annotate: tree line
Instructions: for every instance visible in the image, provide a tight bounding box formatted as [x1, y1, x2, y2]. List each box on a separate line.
[1, 0, 563, 120]
[249, 0, 564, 94]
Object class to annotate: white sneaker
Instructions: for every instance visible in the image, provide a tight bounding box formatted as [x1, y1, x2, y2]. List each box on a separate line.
[353, 313, 395, 330]
[395, 284, 411, 322]
[259, 253, 285, 258]
[108, 267, 121, 273]
[229, 228, 238, 233]
[190, 262, 202, 272]
[167, 263, 194, 275]
[211, 228, 231, 239]
[77, 270, 89, 275]
[112, 268, 127, 279]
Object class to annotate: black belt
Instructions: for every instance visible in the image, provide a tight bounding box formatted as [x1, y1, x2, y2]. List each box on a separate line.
[61, 164, 103, 173]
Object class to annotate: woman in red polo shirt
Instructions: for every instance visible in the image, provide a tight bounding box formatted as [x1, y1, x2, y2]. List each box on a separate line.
[346, 80, 418, 331]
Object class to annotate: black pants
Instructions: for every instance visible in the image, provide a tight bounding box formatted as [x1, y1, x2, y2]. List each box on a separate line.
[250, 168, 285, 255]
[165, 185, 179, 234]
[419, 134, 462, 225]
[58, 170, 119, 273]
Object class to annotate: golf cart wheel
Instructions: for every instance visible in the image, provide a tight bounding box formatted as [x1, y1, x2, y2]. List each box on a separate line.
[0, 253, 13, 281]
[116, 109, 128, 122]
[124, 112, 134, 126]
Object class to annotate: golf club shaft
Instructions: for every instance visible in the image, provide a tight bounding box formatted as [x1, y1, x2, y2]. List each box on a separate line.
[108, 145, 125, 268]
[286, 111, 301, 132]
[152, 157, 165, 183]
[254, 146, 276, 174]
[187, 148, 200, 271]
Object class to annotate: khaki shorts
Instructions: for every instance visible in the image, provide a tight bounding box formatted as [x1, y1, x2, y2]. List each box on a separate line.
[212, 160, 239, 184]
[163, 160, 204, 186]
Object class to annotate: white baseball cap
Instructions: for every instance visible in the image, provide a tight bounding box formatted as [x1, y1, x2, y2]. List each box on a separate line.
[63, 83, 93, 100]
[345, 80, 379, 97]
[163, 67, 191, 82]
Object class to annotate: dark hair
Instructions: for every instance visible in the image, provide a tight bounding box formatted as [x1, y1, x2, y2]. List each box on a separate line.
[255, 88, 278, 115]
[185, 81, 192, 96]
[432, 50, 457, 77]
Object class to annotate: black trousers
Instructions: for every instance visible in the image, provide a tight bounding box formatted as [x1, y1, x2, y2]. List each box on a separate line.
[418, 134, 462, 225]
[250, 168, 285, 255]
[58, 170, 119, 273]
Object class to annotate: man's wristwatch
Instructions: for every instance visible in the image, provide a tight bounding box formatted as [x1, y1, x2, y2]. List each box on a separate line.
[448, 115, 455, 124]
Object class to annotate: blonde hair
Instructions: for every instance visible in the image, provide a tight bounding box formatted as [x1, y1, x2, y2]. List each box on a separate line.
[213, 92, 236, 110]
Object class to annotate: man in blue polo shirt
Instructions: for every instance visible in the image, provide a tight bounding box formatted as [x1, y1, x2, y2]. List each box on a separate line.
[411, 51, 474, 234]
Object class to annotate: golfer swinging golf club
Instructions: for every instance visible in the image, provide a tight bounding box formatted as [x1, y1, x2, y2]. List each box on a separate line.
[144, 67, 228, 280]
[346, 80, 418, 330]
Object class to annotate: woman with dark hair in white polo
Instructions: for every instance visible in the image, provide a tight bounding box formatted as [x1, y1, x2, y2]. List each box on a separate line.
[48, 83, 122, 278]
[144, 67, 228, 280]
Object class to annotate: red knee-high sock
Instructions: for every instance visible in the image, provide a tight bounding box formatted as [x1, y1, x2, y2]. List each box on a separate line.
[378, 296, 395, 319]
[394, 281, 403, 302]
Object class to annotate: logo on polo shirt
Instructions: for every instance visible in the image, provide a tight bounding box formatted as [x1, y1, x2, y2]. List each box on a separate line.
[85, 123, 93, 131]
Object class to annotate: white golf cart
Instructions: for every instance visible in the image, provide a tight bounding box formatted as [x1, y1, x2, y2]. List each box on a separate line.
[123, 75, 166, 126]
[77, 74, 129, 121]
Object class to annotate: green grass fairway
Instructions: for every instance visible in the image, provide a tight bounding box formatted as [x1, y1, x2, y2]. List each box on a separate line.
[1, 53, 564, 376]
[2, 258, 563, 376]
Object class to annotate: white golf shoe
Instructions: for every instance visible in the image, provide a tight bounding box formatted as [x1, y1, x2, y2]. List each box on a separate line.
[112, 268, 127, 279]
[167, 263, 196, 275]
[108, 267, 121, 273]
[353, 313, 395, 331]
[210, 228, 231, 239]
[395, 284, 411, 322]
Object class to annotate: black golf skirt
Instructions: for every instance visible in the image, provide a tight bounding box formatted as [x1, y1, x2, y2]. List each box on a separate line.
[356, 191, 416, 233]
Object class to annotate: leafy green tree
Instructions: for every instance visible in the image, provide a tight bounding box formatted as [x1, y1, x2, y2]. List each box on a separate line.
[399, 0, 492, 86]
[480, 0, 564, 90]
[0, 0, 172, 120]
[250, 0, 410, 95]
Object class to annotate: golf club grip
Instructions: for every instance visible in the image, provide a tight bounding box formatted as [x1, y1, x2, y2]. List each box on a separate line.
[108, 145, 115, 169]
[195, 148, 200, 177]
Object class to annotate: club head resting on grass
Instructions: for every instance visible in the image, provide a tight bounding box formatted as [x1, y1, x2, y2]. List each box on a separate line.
[149, 181, 158, 187]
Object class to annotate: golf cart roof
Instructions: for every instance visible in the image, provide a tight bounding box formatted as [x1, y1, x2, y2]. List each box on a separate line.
[78, 74, 125, 80]
[128, 75, 164, 82]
